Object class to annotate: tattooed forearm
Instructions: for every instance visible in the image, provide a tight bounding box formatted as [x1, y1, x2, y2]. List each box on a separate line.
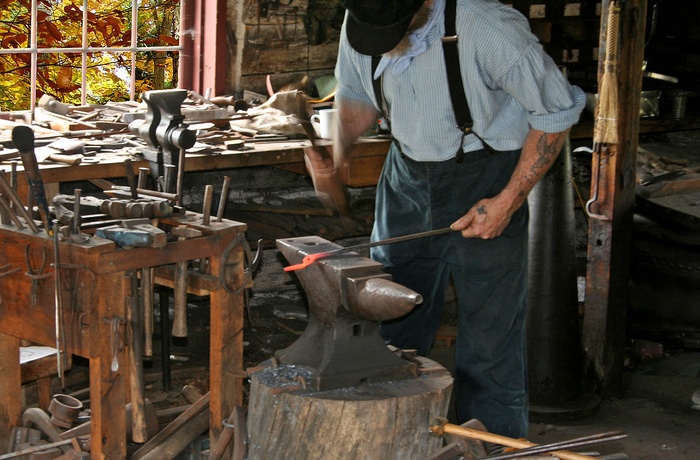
[523, 131, 567, 185]
[494, 128, 571, 217]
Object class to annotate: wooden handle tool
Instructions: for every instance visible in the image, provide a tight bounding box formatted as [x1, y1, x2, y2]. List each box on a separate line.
[12, 126, 52, 234]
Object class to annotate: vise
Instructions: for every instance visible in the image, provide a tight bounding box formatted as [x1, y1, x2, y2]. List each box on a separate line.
[128, 89, 196, 179]
[275, 236, 423, 391]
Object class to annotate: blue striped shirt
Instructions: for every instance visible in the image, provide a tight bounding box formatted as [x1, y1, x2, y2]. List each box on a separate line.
[335, 0, 586, 162]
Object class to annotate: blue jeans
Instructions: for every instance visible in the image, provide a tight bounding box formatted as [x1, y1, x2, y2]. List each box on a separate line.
[373, 143, 529, 438]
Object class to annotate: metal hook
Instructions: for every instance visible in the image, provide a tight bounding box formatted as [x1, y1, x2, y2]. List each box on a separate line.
[576, 146, 610, 221]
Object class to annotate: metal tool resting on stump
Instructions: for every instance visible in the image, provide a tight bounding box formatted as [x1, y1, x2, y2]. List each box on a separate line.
[275, 235, 423, 391]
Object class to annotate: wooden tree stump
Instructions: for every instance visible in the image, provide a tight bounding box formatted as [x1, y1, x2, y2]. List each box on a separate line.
[247, 355, 453, 459]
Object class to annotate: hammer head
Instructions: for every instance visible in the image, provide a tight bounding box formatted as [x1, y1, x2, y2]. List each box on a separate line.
[171, 225, 203, 239]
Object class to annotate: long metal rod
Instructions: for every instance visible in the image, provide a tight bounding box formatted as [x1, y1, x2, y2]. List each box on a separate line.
[331, 226, 456, 256]
[484, 431, 627, 460]
[284, 227, 456, 272]
[53, 221, 66, 389]
[0, 438, 75, 459]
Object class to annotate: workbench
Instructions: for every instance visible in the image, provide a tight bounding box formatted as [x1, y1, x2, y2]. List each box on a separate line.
[1, 137, 393, 196]
[0, 212, 246, 458]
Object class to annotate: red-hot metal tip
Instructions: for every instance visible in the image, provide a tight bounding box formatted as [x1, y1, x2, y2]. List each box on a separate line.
[283, 252, 331, 272]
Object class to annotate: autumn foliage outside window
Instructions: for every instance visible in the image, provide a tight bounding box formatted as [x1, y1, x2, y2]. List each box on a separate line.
[0, 0, 182, 111]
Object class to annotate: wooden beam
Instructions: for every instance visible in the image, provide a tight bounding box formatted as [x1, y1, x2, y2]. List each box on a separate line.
[582, 0, 646, 395]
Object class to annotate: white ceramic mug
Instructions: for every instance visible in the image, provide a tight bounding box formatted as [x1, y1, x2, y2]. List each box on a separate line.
[310, 109, 337, 140]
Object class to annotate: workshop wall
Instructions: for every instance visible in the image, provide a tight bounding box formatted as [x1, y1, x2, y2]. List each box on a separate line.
[226, 1, 700, 116]
[228, 0, 344, 98]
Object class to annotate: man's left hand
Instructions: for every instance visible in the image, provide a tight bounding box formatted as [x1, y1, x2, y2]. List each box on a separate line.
[450, 195, 514, 239]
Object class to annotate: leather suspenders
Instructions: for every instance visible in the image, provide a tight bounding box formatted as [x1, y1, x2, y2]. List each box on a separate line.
[370, 0, 496, 160]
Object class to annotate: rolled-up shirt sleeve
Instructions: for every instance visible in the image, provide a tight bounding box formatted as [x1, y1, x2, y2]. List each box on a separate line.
[499, 41, 586, 133]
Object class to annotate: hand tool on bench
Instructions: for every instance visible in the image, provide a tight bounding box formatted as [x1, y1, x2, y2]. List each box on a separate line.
[10, 160, 18, 191]
[70, 189, 82, 237]
[34, 146, 82, 165]
[163, 164, 176, 194]
[12, 126, 53, 234]
[95, 218, 167, 248]
[124, 158, 139, 199]
[138, 167, 150, 189]
[0, 171, 40, 232]
[126, 271, 149, 443]
[216, 176, 232, 221]
[202, 184, 213, 226]
[25, 244, 49, 307]
[142, 266, 155, 358]
[0, 193, 21, 227]
[0, 146, 83, 166]
[284, 226, 456, 272]
[52, 222, 67, 389]
[171, 226, 203, 337]
[429, 417, 603, 460]
[176, 147, 186, 206]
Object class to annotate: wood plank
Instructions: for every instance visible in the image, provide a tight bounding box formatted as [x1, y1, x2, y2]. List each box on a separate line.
[582, 0, 646, 395]
[0, 334, 21, 452]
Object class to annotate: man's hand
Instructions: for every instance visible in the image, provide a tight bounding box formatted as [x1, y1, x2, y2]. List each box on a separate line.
[450, 194, 514, 239]
[333, 98, 381, 182]
[451, 128, 570, 239]
[303, 145, 349, 215]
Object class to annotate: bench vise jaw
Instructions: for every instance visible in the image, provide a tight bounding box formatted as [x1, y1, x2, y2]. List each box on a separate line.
[129, 89, 196, 179]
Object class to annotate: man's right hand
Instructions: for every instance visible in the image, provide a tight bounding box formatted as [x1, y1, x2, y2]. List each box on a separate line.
[303, 145, 350, 215]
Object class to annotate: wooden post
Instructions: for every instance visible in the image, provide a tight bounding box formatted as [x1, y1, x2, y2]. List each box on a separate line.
[583, 0, 646, 395]
[207, 233, 246, 455]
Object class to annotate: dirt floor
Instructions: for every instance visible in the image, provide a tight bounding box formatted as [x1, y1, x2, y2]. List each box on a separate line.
[526, 348, 700, 460]
[39, 283, 699, 459]
[235, 284, 700, 460]
[31, 242, 698, 460]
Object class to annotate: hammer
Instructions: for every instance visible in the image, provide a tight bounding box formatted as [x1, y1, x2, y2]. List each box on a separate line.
[429, 418, 601, 460]
[12, 126, 52, 234]
[171, 226, 202, 337]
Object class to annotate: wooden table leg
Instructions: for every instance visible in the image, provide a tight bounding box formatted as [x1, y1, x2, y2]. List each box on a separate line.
[89, 274, 128, 459]
[0, 333, 21, 454]
[207, 236, 245, 452]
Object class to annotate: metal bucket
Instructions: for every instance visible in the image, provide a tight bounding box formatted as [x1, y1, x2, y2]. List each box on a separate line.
[663, 90, 697, 120]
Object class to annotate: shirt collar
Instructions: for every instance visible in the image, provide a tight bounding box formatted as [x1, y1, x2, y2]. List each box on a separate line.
[373, 0, 446, 79]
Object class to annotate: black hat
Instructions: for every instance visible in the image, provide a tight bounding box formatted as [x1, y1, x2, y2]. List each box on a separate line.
[343, 0, 426, 56]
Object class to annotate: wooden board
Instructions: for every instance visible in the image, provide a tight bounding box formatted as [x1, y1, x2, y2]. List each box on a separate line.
[246, 356, 453, 459]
